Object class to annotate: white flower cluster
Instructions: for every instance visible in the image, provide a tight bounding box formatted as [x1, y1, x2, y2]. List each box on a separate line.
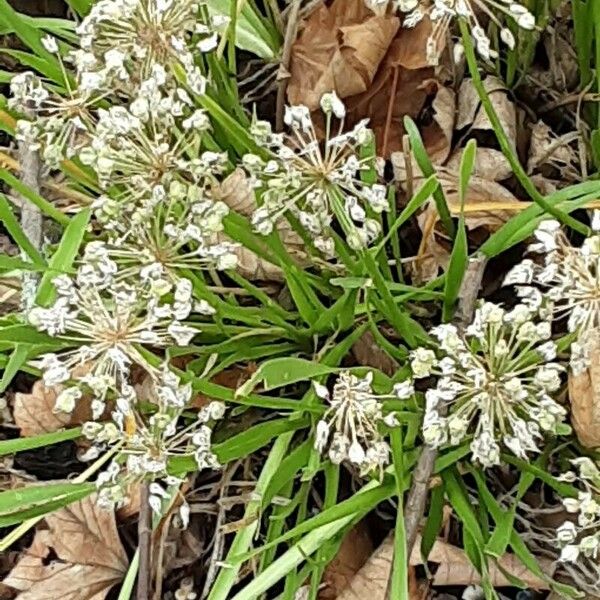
[396, 0, 536, 65]
[74, 0, 222, 94]
[504, 215, 600, 375]
[313, 371, 413, 474]
[10, 1, 237, 273]
[243, 92, 389, 255]
[9, 71, 97, 169]
[29, 259, 200, 412]
[89, 393, 226, 513]
[413, 302, 568, 468]
[8, 0, 237, 509]
[556, 458, 600, 564]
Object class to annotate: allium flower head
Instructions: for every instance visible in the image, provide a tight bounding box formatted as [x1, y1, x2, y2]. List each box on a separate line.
[89, 386, 226, 510]
[9, 71, 98, 169]
[418, 0, 535, 65]
[555, 458, 600, 566]
[29, 256, 199, 410]
[243, 92, 389, 254]
[313, 371, 412, 474]
[74, 0, 217, 94]
[413, 302, 568, 468]
[504, 215, 600, 374]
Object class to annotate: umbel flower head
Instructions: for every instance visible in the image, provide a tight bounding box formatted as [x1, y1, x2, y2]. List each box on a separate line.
[403, 0, 535, 65]
[555, 458, 600, 565]
[313, 371, 413, 474]
[243, 92, 390, 256]
[28, 254, 199, 414]
[86, 381, 226, 511]
[73, 0, 220, 95]
[80, 74, 225, 216]
[504, 214, 600, 375]
[9, 70, 98, 169]
[412, 302, 568, 468]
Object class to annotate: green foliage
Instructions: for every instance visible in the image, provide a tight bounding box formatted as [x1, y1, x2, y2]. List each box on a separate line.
[0, 3, 597, 599]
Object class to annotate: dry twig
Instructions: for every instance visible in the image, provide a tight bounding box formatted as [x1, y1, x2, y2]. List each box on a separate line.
[137, 482, 153, 600]
[17, 105, 42, 310]
[275, 0, 301, 132]
[386, 254, 488, 597]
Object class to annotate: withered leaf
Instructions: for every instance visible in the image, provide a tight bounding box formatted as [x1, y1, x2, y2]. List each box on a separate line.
[457, 76, 516, 144]
[569, 338, 600, 448]
[288, 0, 399, 111]
[405, 173, 519, 283]
[345, 17, 438, 157]
[4, 495, 128, 600]
[13, 373, 96, 437]
[218, 168, 307, 281]
[13, 381, 71, 436]
[335, 534, 551, 599]
[319, 521, 374, 599]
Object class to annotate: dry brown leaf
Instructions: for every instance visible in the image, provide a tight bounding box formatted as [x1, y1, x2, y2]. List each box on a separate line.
[4, 495, 128, 600]
[404, 173, 519, 283]
[345, 17, 438, 157]
[217, 168, 307, 281]
[335, 534, 551, 599]
[420, 84, 456, 166]
[14, 381, 71, 437]
[288, 0, 441, 158]
[352, 330, 399, 377]
[526, 121, 580, 188]
[216, 167, 255, 215]
[457, 77, 516, 143]
[13, 378, 96, 437]
[446, 147, 513, 182]
[569, 337, 600, 448]
[288, 0, 399, 111]
[319, 521, 374, 599]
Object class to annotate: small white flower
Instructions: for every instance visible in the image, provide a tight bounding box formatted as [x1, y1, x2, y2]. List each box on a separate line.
[348, 441, 366, 464]
[392, 380, 414, 399]
[41, 35, 59, 54]
[410, 348, 437, 378]
[320, 91, 346, 119]
[500, 28, 515, 50]
[556, 521, 578, 545]
[167, 322, 197, 346]
[559, 544, 580, 562]
[54, 387, 82, 413]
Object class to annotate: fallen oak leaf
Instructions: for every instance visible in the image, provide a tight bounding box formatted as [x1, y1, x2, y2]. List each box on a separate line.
[569, 336, 600, 448]
[345, 17, 440, 157]
[3, 494, 128, 600]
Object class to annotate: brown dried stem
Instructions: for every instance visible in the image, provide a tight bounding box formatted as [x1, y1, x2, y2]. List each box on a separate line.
[275, 0, 300, 132]
[17, 104, 42, 309]
[387, 255, 488, 598]
[137, 482, 153, 600]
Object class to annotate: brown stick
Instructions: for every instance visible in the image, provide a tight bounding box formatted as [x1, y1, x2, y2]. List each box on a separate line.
[275, 0, 301, 132]
[17, 104, 42, 310]
[386, 255, 488, 598]
[137, 483, 153, 600]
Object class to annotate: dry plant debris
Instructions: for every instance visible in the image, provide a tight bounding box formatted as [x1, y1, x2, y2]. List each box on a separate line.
[4, 495, 128, 599]
[333, 533, 552, 600]
[569, 336, 600, 448]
